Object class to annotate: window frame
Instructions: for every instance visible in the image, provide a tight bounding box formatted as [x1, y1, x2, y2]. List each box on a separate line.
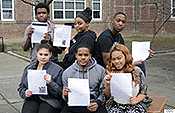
[52, 0, 86, 21]
[91, 0, 102, 21]
[171, 0, 175, 18]
[0, 0, 15, 21]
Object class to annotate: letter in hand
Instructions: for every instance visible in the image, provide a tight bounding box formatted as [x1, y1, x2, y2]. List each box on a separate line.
[25, 89, 32, 97]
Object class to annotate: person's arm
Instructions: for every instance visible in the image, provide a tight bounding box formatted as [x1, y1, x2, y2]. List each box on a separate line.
[130, 94, 145, 105]
[103, 73, 112, 97]
[61, 70, 69, 101]
[130, 67, 147, 104]
[46, 68, 63, 98]
[22, 25, 33, 51]
[102, 52, 110, 66]
[17, 67, 29, 99]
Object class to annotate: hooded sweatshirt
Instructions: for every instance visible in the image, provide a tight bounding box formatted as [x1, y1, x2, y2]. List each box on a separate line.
[62, 58, 105, 104]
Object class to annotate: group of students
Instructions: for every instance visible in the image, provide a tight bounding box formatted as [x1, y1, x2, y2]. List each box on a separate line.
[18, 3, 153, 113]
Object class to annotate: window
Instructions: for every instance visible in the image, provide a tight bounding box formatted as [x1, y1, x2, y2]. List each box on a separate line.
[92, 0, 101, 20]
[0, 0, 14, 21]
[171, 0, 175, 17]
[52, 0, 85, 20]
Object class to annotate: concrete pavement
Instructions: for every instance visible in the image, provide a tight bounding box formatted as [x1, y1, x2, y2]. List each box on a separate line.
[0, 51, 175, 113]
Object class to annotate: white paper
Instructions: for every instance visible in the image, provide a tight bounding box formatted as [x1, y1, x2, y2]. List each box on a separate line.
[68, 78, 90, 106]
[110, 73, 132, 104]
[27, 70, 47, 95]
[53, 25, 72, 47]
[31, 22, 48, 44]
[132, 41, 150, 62]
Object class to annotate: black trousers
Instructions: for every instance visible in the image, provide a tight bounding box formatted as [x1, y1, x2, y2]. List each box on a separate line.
[21, 97, 61, 113]
[61, 105, 108, 113]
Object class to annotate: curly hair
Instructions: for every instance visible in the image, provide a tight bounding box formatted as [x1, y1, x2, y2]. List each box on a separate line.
[106, 43, 141, 85]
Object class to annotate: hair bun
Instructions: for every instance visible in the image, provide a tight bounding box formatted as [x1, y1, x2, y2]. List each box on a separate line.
[76, 7, 92, 23]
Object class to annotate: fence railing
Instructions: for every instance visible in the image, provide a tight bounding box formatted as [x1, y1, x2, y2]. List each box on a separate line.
[0, 36, 5, 52]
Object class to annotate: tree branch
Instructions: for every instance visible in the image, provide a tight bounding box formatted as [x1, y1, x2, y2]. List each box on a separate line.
[21, 0, 36, 6]
[47, 0, 54, 5]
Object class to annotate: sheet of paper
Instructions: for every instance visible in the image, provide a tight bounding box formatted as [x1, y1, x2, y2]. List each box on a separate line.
[68, 78, 90, 106]
[132, 41, 150, 62]
[53, 25, 72, 47]
[27, 70, 47, 95]
[31, 22, 48, 44]
[110, 73, 132, 104]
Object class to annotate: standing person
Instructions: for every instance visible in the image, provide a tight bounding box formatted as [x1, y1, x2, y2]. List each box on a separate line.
[62, 7, 96, 69]
[95, 12, 153, 76]
[103, 44, 149, 113]
[22, 3, 62, 64]
[62, 45, 107, 113]
[18, 42, 64, 113]
[95, 12, 126, 67]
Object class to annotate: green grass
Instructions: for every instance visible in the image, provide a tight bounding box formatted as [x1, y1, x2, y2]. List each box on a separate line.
[3, 35, 175, 59]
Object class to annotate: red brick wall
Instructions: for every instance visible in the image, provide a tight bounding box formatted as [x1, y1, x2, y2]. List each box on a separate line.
[0, 0, 175, 40]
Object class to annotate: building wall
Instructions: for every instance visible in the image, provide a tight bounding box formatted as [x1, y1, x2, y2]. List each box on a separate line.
[0, 0, 175, 40]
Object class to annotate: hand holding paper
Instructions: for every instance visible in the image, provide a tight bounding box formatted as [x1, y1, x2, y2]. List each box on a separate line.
[110, 73, 132, 104]
[68, 78, 90, 106]
[31, 22, 48, 44]
[53, 25, 72, 47]
[132, 41, 150, 62]
[27, 70, 47, 95]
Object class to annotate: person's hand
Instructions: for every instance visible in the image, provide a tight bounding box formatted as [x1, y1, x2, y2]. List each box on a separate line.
[44, 74, 52, 84]
[130, 94, 145, 105]
[26, 27, 34, 39]
[43, 32, 50, 41]
[130, 96, 140, 105]
[25, 89, 32, 97]
[63, 87, 71, 96]
[87, 100, 98, 112]
[104, 70, 112, 84]
[147, 49, 155, 59]
[133, 60, 144, 65]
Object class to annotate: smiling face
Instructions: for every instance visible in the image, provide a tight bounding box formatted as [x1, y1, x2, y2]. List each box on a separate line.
[74, 17, 89, 32]
[36, 8, 48, 22]
[111, 50, 126, 71]
[37, 48, 52, 65]
[112, 14, 126, 32]
[75, 47, 91, 66]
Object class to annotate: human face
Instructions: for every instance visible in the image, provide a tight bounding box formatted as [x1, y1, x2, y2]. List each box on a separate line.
[37, 48, 51, 65]
[112, 14, 126, 32]
[75, 47, 91, 66]
[111, 50, 126, 70]
[36, 8, 48, 22]
[74, 17, 88, 32]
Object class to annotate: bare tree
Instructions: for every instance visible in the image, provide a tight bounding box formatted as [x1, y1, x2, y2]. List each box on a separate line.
[144, 0, 174, 42]
[21, 0, 54, 6]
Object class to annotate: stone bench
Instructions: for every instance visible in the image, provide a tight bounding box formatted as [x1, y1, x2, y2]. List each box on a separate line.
[147, 95, 167, 113]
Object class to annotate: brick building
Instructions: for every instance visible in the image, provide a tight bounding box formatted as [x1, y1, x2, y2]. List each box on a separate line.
[0, 0, 175, 39]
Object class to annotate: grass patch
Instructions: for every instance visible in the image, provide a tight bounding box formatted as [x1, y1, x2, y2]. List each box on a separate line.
[3, 35, 175, 59]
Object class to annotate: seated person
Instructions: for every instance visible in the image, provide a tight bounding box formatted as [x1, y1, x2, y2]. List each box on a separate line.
[62, 44, 107, 113]
[104, 43, 149, 113]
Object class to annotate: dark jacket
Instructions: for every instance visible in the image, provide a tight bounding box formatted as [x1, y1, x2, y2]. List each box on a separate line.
[63, 30, 97, 69]
[17, 61, 64, 108]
